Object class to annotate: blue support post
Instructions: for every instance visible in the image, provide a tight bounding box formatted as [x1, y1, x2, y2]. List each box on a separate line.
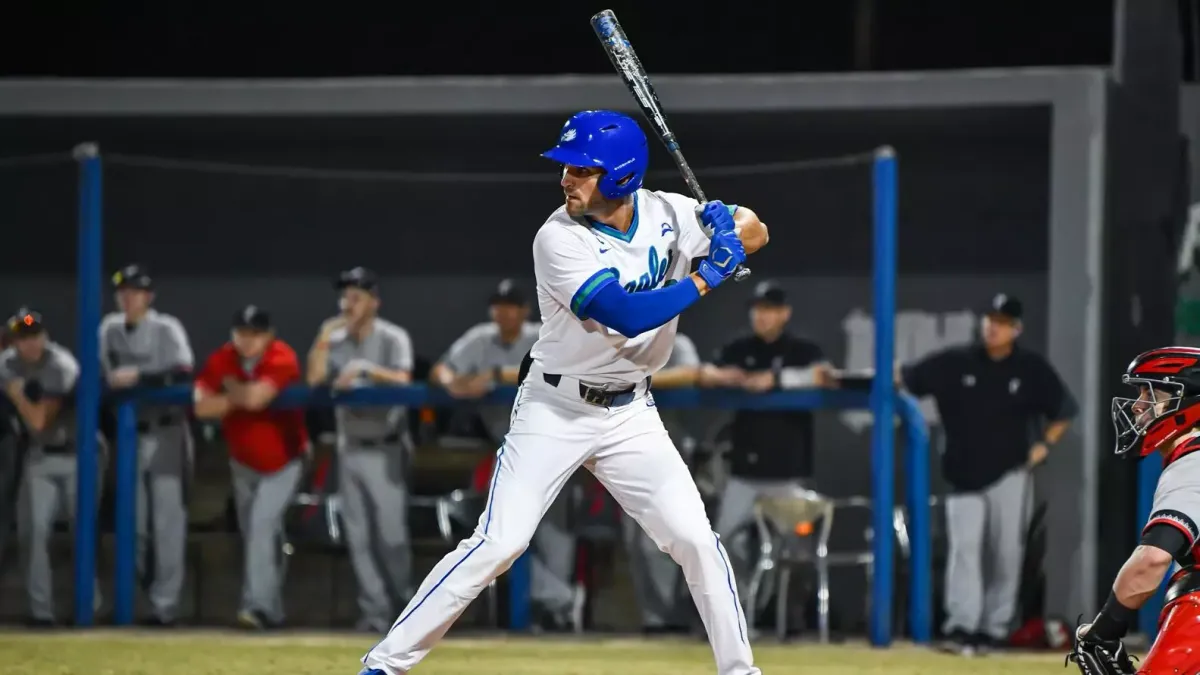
[114, 401, 140, 625]
[869, 146, 898, 647]
[899, 392, 932, 643]
[1137, 456, 1167, 638]
[73, 143, 102, 627]
[508, 552, 531, 630]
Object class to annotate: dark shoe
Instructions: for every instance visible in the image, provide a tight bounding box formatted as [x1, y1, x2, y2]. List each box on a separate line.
[139, 616, 176, 628]
[937, 629, 976, 656]
[236, 609, 277, 631]
[971, 632, 999, 655]
[25, 617, 58, 630]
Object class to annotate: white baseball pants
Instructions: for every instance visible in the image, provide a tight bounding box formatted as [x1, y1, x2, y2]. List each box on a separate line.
[361, 361, 760, 675]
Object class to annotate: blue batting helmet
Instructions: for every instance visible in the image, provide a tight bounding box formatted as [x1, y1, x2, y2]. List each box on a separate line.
[541, 110, 649, 199]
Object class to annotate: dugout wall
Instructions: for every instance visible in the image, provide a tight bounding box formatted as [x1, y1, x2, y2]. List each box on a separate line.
[0, 67, 1108, 623]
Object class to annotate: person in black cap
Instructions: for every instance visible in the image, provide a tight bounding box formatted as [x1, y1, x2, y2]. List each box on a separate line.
[698, 281, 835, 609]
[431, 279, 593, 630]
[193, 305, 307, 630]
[305, 266, 417, 633]
[99, 262, 196, 627]
[1, 308, 104, 625]
[898, 292, 1077, 655]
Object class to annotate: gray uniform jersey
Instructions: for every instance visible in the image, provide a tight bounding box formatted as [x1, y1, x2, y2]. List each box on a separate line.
[99, 309, 194, 422]
[0, 343, 80, 448]
[439, 322, 540, 443]
[326, 318, 414, 441]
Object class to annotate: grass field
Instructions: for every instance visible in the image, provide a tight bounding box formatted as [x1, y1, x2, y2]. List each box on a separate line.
[0, 631, 1077, 675]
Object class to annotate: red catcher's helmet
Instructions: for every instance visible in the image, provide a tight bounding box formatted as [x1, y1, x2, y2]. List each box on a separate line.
[1112, 346, 1200, 458]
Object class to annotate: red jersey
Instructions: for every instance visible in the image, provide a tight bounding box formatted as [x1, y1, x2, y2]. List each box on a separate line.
[196, 339, 308, 473]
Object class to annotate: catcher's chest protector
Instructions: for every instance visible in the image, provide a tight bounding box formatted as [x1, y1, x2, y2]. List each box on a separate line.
[1141, 567, 1200, 673]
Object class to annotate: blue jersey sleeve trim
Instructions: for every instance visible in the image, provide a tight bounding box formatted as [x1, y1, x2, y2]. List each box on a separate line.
[570, 268, 618, 319]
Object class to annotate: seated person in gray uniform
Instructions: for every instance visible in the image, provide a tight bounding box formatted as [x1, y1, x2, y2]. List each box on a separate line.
[622, 330, 702, 634]
[432, 280, 586, 631]
[2, 309, 101, 626]
[306, 266, 416, 633]
[100, 264, 195, 627]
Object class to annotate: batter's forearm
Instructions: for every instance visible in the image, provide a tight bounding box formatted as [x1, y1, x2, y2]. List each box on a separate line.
[733, 207, 768, 254]
[583, 277, 704, 339]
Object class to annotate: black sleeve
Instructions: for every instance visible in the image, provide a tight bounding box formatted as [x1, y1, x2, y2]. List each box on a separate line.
[1142, 522, 1194, 565]
[901, 350, 950, 397]
[1033, 356, 1078, 421]
[712, 339, 740, 367]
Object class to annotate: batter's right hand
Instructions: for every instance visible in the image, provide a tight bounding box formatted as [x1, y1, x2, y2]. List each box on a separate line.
[697, 229, 746, 290]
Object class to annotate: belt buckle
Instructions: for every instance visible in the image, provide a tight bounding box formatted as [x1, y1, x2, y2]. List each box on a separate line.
[581, 386, 609, 407]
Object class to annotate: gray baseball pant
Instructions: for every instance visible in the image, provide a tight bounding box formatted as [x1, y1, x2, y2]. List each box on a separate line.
[136, 425, 190, 622]
[18, 452, 104, 621]
[942, 468, 1033, 639]
[339, 445, 413, 627]
[230, 458, 303, 624]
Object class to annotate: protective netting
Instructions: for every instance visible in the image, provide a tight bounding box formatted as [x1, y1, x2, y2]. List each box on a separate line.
[0, 114, 896, 631]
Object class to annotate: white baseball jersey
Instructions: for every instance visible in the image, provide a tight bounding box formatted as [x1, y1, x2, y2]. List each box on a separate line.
[530, 189, 713, 385]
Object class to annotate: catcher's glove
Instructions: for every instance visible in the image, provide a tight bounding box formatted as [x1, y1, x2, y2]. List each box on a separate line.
[1065, 621, 1137, 675]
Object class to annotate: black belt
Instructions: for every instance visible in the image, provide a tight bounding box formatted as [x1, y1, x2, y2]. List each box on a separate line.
[542, 373, 647, 408]
[41, 443, 72, 455]
[135, 415, 180, 433]
[355, 435, 402, 448]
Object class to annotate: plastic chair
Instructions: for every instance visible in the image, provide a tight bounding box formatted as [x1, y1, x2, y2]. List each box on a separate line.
[744, 486, 835, 642]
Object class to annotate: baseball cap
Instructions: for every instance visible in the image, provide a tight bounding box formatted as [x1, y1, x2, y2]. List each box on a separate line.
[232, 305, 272, 332]
[111, 263, 153, 290]
[489, 279, 527, 306]
[7, 307, 45, 337]
[336, 266, 379, 293]
[749, 281, 788, 307]
[985, 293, 1023, 321]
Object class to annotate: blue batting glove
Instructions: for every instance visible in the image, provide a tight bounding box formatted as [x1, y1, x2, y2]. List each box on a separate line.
[696, 229, 746, 290]
[699, 200, 737, 235]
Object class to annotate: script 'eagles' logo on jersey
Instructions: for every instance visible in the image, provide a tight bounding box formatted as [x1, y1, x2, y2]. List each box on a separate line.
[612, 246, 677, 293]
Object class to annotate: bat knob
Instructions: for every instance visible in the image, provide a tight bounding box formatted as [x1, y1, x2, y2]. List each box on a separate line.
[733, 265, 752, 283]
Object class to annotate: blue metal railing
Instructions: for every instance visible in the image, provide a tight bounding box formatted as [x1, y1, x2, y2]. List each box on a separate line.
[102, 384, 931, 645]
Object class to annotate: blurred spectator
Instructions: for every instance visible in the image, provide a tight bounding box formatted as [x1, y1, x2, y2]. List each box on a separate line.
[0, 325, 23, 570]
[622, 331, 701, 634]
[193, 306, 307, 630]
[431, 279, 540, 443]
[436, 280, 585, 631]
[305, 266, 416, 633]
[898, 293, 1076, 655]
[99, 264, 195, 627]
[2, 308, 102, 626]
[699, 281, 833, 603]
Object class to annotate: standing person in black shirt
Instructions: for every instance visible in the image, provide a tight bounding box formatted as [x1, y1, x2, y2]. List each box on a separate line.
[699, 281, 834, 608]
[899, 293, 1076, 655]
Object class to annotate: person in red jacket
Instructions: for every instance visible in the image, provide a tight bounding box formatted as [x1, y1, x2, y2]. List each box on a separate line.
[193, 305, 308, 630]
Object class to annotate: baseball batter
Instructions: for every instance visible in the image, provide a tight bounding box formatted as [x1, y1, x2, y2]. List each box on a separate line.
[360, 110, 769, 675]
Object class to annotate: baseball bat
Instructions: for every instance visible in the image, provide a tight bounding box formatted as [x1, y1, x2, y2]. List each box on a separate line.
[590, 9, 751, 283]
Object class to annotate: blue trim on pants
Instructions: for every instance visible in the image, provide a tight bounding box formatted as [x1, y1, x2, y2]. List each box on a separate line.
[363, 445, 507, 664]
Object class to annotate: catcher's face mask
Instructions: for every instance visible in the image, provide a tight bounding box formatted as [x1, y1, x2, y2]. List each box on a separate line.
[1112, 377, 1188, 458]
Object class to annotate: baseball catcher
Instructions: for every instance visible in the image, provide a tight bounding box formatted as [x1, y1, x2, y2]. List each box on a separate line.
[1068, 346, 1200, 674]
